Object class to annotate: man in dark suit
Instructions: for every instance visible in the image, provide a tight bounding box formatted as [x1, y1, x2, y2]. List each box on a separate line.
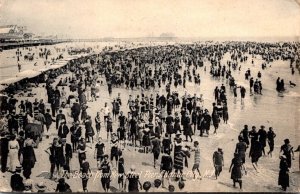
[61, 138, 72, 178]
[71, 100, 81, 122]
[0, 131, 9, 172]
[58, 120, 69, 139]
[55, 109, 66, 130]
[10, 166, 24, 192]
[70, 121, 82, 152]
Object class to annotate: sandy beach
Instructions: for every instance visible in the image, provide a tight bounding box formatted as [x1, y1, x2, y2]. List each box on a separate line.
[0, 41, 299, 192]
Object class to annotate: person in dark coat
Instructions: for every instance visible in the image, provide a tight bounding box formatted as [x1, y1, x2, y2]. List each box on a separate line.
[240, 125, 250, 146]
[55, 178, 71, 192]
[58, 120, 69, 139]
[70, 121, 82, 152]
[213, 148, 224, 180]
[258, 125, 267, 156]
[80, 155, 91, 192]
[151, 134, 161, 168]
[267, 127, 276, 157]
[99, 155, 111, 192]
[229, 153, 246, 189]
[249, 136, 262, 172]
[249, 126, 258, 149]
[278, 155, 289, 191]
[25, 100, 33, 116]
[22, 134, 37, 179]
[235, 136, 248, 164]
[45, 138, 61, 179]
[84, 116, 94, 144]
[125, 165, 142, 192]
[0, 132, 9, 172]
[10, 166, 24, 192]
[212, 111, 220, 134]
[71, 100, 81, 122]
[61, 138, 72, 179]
[44, 109, 54, 138]
[56, 110, 66, 130]
[280, 139, 294, 168]
[183, 113, 193, 142]
[165, 112, 174, 135]
[8, 111, 19, 135]
[202, 110, 211, 136]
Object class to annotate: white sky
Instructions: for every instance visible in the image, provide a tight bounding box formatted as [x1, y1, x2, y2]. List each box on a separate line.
[0, 0, 299, 39]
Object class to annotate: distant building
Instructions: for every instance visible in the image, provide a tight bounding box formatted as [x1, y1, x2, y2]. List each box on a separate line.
[23, 33, 35, 39]
[0, 25, 27, 41]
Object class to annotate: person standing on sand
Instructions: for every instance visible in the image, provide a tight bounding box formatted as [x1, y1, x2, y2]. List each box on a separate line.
[190, 141, 202, 180]
[249, 126, 258, 149]
[80, 155, 91, 192]
[240, 125, 250, 146]
[99, 155, 111, 192]
[280, 139, 294, 168]
[71, 100, 81, 122]
[95, 112, 101, 135]
[258, 126, 267, 156]
[45, 138, 60, 179]
[8, 134, 20, 172]
[70, 121, 82, 152]
[160, 148, 173, 188]
[213, 148, 224, 179]
[249, 136, 262, 172]
[240, 86, 246, 104]
[229, 153, 246, 190]
[151, 134, 161, 169]
[10, 166, 24, 192]
[55, 109, 66, 130]
[44, 109, 54, 138]
[235, 136, 248, 164]
[1, 132, 9, 173]
[125, 165, 143, 192]
[267, 127, 276, 157]
[278, 155, 289, 191]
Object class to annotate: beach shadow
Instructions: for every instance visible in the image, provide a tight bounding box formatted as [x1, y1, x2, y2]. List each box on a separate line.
[109, 186, 119, 193]
[218, 181, 235, 189]
[36, 171, 51, 179]
[263, 184, 281, 191]
[142, 162, 153, 167]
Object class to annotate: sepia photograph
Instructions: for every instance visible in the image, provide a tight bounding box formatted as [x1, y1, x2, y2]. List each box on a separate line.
[0, 0, 299, 192]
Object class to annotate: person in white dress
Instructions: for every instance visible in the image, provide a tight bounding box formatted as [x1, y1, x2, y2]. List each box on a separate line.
[8, 134, 20, 172]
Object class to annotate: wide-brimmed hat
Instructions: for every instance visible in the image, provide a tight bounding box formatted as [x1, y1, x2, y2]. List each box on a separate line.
[23, 179, 32, 187]
[176, 131, 181, 136]
[35, 182, 47, 191]
[143, 181, 151, 191]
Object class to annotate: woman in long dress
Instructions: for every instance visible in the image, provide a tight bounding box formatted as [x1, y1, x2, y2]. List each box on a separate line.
[21, 133, 36, 178]
[8, 134, 20, 172]
[229, 153, 246, 190]
[278, 155, 289, 191]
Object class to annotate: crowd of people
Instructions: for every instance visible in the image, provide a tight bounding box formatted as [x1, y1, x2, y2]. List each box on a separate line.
[0, 41, 299, 192]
